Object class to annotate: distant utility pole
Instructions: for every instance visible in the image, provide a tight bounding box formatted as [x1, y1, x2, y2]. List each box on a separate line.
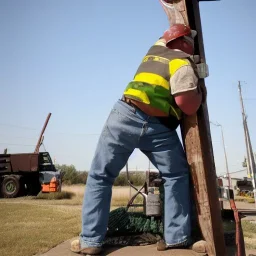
[238, 81, 256, 205]
[210, 121, 231, 188]
[239, 82, 252, 179]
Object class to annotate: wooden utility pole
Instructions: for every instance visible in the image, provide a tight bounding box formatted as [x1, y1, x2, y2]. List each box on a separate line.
[219, 125, 231, 187]
[160, 1, 226, 255]
[238, 81, 252, 179]
[211, 122, 231, 188]
[238, 82, 256, 205]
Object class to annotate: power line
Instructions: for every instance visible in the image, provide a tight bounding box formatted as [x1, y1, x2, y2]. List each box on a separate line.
[0, 134, 37, 140]
[0, 123, 38, 130]
[0, 123, 101, 137]
[0, 143, 36, 147]
[47, 132, 101, 136]
[229, 169, 247, 174]
[244, 98, 256, 101]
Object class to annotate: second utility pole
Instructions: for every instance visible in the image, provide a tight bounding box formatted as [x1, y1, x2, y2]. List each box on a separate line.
[238, 81, 256, 205]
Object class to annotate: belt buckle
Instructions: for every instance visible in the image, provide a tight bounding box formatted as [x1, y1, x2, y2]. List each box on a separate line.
[122, 96, 137, 111]
[122, 96, 131, 105]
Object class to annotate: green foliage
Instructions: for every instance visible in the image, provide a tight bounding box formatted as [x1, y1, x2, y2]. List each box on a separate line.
[56, 164, 88, 185]
[114, 173, 128, 186]
[36, 191, 75, 200]
[247, 198, 255, 203]
[55, 164, 145, 186]
[77, 171, 88, 184]
[107, 207, 163, 235]
[114, 172, 145, 186]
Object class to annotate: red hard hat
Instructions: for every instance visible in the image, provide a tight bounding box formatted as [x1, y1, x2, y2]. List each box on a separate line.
[163, 24, 196, 45]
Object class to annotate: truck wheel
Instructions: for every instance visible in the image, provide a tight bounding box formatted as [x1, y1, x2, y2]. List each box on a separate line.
[1, 176, 21, 198]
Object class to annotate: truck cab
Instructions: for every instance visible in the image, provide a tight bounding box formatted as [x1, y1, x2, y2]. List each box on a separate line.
[38, 152, 62, 193]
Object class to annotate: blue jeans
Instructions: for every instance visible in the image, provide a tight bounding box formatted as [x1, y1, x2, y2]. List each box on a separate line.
[80, 100, 191, 247]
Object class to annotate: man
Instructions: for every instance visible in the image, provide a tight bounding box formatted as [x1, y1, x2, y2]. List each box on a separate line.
[71, 24, 204, 255]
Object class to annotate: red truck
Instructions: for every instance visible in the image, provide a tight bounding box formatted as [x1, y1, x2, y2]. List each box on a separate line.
[0, 113, 61, 198]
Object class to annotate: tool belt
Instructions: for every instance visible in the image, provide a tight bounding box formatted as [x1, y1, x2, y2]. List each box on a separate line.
[121, 96, 180, 131]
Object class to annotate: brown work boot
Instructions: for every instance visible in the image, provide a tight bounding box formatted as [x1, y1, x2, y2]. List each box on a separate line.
[157, 238, 191, 251]
[157, 239, 168, 251]
[71, 239, 102, 255]
[157, 239, 207, 255]
[191, 240, 207, 254]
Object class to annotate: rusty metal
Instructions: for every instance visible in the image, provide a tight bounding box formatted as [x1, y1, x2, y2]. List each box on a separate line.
[0, 153, 39, 172]
[34, 113, 52, 154]
[125, 164, 162, 217]
[230, 199, 246, 256]
[126, 185, 145, 210]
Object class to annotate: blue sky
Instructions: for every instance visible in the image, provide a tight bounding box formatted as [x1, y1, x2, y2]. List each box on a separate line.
[0, 0, 255, 178]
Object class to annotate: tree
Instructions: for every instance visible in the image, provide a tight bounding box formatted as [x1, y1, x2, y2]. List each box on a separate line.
[55, 164, 145, 186]
[77, 171, 88, 184]
[56, 164, 88, 185]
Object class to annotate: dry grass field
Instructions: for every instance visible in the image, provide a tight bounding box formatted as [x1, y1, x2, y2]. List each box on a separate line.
[0, 185, 256, 256]
[0, 185, 142, 256]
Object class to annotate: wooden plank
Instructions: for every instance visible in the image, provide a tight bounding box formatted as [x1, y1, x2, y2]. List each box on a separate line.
[159, 0, 226, 255]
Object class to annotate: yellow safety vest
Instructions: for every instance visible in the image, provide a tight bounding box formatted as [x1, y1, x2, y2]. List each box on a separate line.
[124, 43, 194, 119]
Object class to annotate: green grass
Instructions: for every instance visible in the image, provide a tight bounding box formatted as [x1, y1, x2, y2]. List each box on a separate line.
[242, 221, 256, 249]
[111, 193, 143, 207]
[36, 191, 75, 200]
[0, 203, 81, 256]
[0, 185, 139, 256]
[1, 185, 255, 256]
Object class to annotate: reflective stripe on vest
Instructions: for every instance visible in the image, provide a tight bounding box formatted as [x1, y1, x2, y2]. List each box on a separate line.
[133, 73, 169, 90]
[169, 59, 190, 76]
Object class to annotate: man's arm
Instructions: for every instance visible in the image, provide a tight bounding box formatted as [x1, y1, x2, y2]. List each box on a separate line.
[170, 64, 202, 115]
[174, 89, 202, 115]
